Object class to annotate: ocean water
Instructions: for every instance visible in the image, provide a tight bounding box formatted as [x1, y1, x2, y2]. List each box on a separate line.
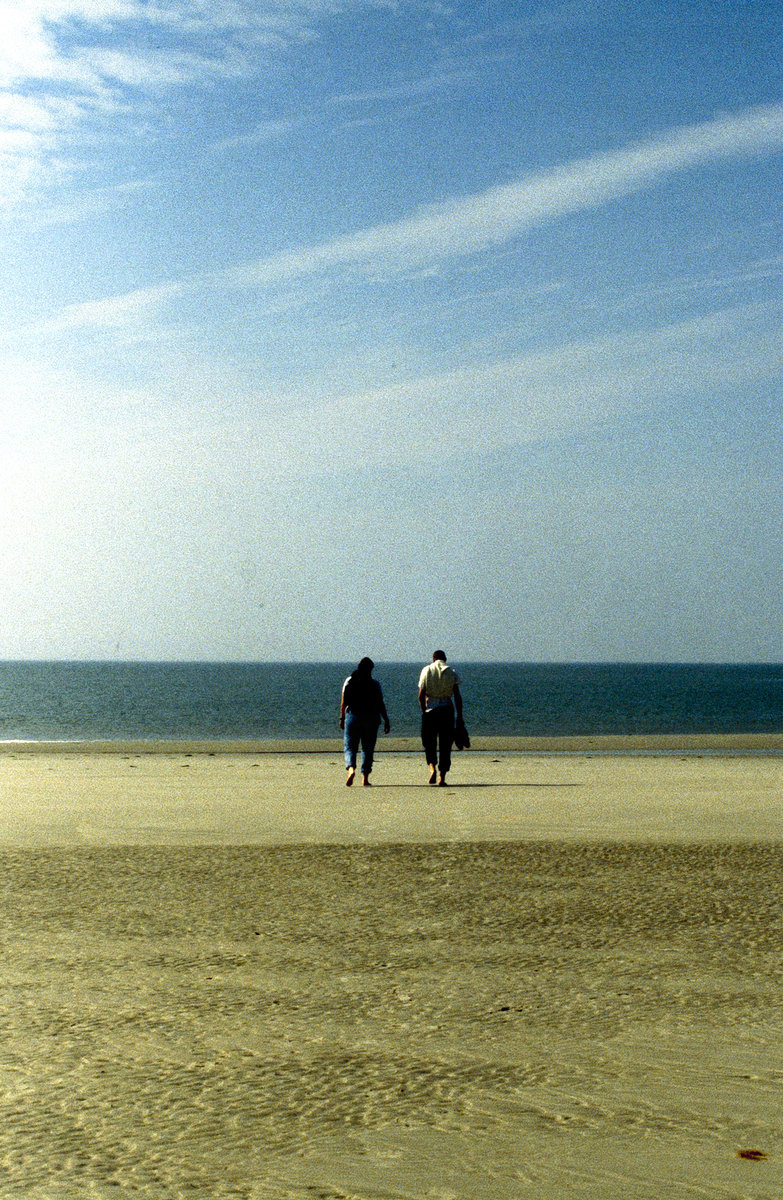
[0, 661, 781, 742]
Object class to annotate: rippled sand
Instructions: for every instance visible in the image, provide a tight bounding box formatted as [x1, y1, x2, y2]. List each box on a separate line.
[0, 750, 781, 1198]
[1, 844, 781, 1199]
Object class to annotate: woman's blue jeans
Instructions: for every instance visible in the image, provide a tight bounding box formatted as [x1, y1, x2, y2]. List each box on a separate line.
[343, 712, 379, 776]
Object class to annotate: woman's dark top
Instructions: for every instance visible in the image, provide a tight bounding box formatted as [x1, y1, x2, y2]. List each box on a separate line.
[343, 672, 385, 723]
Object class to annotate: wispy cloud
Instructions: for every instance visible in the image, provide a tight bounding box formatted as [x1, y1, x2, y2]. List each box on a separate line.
[7, 298, 781, 491]
[61, 299, 776, 503]
[9, 174, 158, 227]
[0, 1, 348, 96]
[10, 98, 783, 336]
[0, 0, 368, 200]
[274, 300, 783, 471]
[225, 101, 783, 287]
[329, 64, 474, 110]
[463, 0, 606, 45]
[208, 62, 474, 152]
[23, 280, 185, 337]
[208, 116, 306, 153]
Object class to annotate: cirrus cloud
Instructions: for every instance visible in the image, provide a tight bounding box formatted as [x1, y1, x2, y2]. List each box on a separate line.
[0, 0, 374, 201]
[225, 101, 783, 287]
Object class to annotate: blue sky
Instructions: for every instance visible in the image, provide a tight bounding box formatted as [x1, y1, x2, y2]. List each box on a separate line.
[1, 0, 781, 661]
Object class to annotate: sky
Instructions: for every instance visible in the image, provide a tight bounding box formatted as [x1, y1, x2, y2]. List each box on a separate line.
[0, 0, 781, 662]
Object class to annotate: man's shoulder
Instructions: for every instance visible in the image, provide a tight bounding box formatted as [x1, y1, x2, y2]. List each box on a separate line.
[419, 661, 458, 687]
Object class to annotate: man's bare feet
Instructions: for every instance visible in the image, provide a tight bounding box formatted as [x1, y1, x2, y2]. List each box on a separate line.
[346, 767, 356, 787]
[428, 765, 438, 785]
[362, 774, 371, 787]
[438, 776, 447, 787]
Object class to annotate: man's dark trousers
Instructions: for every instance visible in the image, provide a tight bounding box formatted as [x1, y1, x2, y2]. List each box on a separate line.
[421, 705, 455, 776]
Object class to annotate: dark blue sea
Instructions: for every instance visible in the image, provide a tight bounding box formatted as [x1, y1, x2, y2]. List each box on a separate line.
[0, 662, 781, 742]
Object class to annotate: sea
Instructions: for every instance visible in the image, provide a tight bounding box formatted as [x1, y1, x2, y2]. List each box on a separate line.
[0, 661, 781, 743]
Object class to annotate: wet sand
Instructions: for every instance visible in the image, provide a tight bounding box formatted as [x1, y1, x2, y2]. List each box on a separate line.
[0, 740, 781, 844]
[0, 745, 781, 1198]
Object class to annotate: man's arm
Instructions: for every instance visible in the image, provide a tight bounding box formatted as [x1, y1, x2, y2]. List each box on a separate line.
[418, 686, 427, 714]
[453, 682, 463, 720]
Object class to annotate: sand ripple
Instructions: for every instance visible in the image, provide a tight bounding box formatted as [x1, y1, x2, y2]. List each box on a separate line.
[0, 844, 781, 1198]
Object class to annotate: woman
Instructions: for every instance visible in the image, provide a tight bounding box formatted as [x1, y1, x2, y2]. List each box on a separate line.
[339, 657, 390, 786]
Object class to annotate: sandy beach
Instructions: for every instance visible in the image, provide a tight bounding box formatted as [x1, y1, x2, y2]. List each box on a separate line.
[0, 742, 781, 1198]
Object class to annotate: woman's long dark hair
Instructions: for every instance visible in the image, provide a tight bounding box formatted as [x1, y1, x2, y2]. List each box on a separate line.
[344, 657, 379, 716]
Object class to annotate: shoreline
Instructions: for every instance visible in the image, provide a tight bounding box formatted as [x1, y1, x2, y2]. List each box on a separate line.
[0, 731, 781, 754]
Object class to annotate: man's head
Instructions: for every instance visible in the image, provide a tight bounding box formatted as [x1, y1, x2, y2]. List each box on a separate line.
[432, 650, 447, 662]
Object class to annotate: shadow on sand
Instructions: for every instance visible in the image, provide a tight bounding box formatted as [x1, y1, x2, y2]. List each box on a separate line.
[365, 781, 584, 789]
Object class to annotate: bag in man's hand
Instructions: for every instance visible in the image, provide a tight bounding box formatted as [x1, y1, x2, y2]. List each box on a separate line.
[454, 720, 470, 750]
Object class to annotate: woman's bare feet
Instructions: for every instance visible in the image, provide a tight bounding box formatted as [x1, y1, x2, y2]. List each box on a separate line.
[362, 774, 371, 786]
[428, 765, 438, 785]
[346, 767, 356, 787]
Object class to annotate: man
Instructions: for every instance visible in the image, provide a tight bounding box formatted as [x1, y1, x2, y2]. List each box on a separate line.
[418, 650, 463, 787]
